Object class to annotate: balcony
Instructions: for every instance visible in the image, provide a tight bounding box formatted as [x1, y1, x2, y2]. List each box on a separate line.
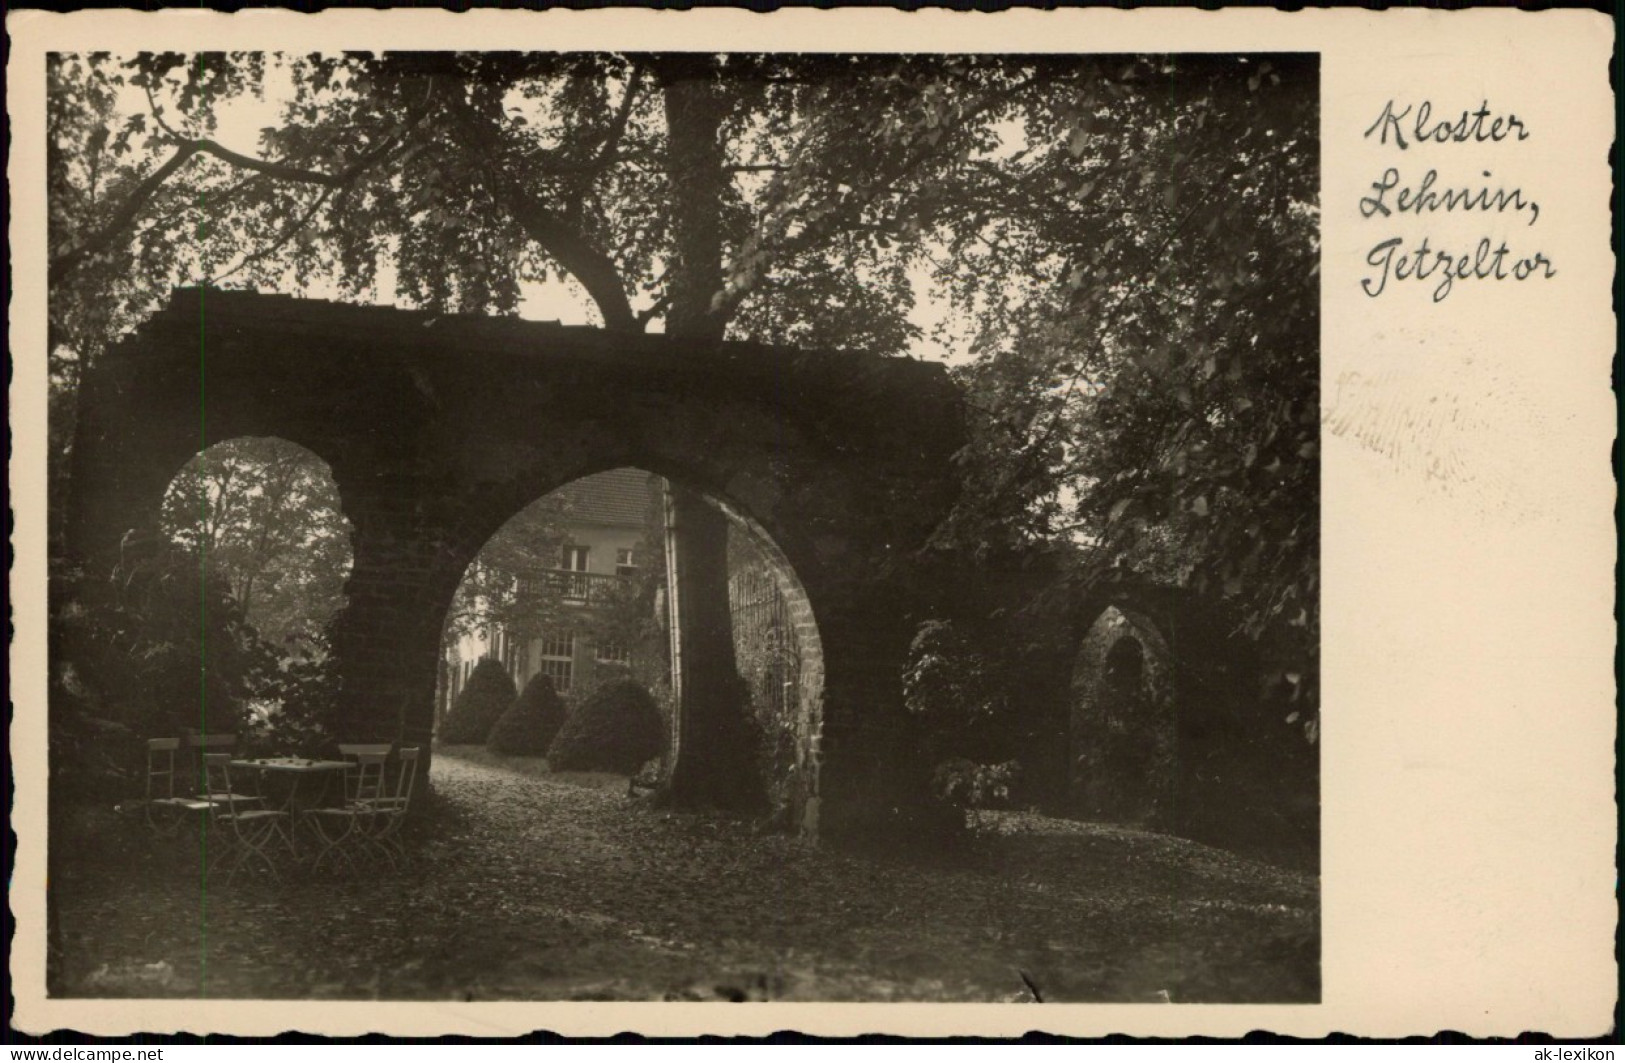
[526, 569, 628, 606]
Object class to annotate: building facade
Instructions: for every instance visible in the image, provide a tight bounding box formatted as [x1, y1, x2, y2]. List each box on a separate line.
[440, 467, 818, 817]
[443, 467, 669, 712]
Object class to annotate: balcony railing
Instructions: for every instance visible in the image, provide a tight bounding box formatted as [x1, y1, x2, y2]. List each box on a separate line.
[523, 569, 628, 605]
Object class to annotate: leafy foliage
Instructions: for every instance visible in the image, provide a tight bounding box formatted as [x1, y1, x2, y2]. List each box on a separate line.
[925, 56, 1319, 701]
[547, 677, 665, 774]
[487, 672, 568, 757]
[442, 494, 570, 648]
[903, 619, 1031, 818]
[724, 528, 806, 816]
[439, 657, 518, 745]
[245, 649, 343, 757]
[577, 541, 671, 697]
[902, 619, 1009, 733]
[160, 436, 352, 654]
[49, 533, 352, 796]
[933, 758, 1022, 812]
[50, 544, 257, 795]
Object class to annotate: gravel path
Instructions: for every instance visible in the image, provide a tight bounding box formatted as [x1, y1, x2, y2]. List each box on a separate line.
[50, 747, 1318, 1003]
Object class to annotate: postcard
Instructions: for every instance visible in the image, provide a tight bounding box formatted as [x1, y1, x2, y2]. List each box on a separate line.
[8, 7, 1615, 1039]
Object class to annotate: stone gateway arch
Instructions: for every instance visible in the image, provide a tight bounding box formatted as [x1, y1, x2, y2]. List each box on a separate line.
[66, 289, 963, 839]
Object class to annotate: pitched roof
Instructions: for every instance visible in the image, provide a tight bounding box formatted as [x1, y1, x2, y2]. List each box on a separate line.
[558, 467, 656, 528]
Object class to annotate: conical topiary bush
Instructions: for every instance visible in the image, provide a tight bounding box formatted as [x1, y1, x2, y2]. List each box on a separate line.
[487, 672, 569, 756]
[547, 677, 666, 774]
[439, 657, 518, 745]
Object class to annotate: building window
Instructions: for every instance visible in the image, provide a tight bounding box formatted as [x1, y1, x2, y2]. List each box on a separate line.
[538, 630, 576, 693]
[615, 548, 638, 578]
[560, 545, 591, 602]
[595, 639, 631, 666]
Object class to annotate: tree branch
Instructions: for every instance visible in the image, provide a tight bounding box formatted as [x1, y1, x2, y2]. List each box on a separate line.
[716, 70, 1053, 321]
[52, 94, 438, 287]
[589, 64, 644, 169]
[198, 139, 359, 185]
[49, 142, 201, 284]
[973, 196, 1210, 520]
[143, 78, 186, 143]
[444, 93, 638, 332]
[207, 184, 337, 285]
[51, 86, 436, 288]
[49, 138, 375, 285]
[206, 112, 433, 287]
[635, 291, 672, 329]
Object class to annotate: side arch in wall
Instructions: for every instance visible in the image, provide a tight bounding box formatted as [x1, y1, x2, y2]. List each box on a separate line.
[1069, 604, 1178, 829]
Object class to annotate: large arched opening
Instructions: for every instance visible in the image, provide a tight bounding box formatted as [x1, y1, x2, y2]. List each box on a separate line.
[434, 464, 827, 832]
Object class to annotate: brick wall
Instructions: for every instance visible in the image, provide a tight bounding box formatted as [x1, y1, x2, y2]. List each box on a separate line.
[726, 517, 825, 831]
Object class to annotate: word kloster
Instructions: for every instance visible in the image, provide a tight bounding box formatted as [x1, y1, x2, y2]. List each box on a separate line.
[1363, 99, 1530, 150]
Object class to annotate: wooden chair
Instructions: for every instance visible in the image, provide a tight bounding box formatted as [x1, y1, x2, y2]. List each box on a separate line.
[185, 733, 260, 806]
[308, 750, 390, 874]
[367, 747, 422, 871]
[337, 743, 392, 804]
[142, 738, 212, 835]
[201, 754, 291, 885]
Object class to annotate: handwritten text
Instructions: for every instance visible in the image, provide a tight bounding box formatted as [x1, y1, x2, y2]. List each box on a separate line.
[1359, 100, 1552, 302]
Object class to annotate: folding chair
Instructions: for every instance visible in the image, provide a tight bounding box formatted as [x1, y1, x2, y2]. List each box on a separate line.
[337, 743, 392, 805]
[142, 738, 212, 835]
[307, 750, 390, 874]
[366, 747, 422, 872]
[309, 747, 421, 873]
[201, 754, 291, 885]
[185, 733, 260, 807]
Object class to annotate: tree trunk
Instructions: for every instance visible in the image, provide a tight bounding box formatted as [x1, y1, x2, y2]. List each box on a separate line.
[659, 55, 729, 345]
[662, 484, 762, 809]
[653, 57, 765, 811]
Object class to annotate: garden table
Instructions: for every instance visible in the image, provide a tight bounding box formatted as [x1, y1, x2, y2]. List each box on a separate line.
[230, 758, 350, 854]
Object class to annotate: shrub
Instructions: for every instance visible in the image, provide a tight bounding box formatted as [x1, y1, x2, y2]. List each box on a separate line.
[547, 677, 666, 774]
[933, 758, 1022, 810]
[487, 673, 568, 756]
[903, 619, 1008, 732]
[245, 646, 342, 757]
[52, 547, 259, 800]
[439, 658, 518, 744]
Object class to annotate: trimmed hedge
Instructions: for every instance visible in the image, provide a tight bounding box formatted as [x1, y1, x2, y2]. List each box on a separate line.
[547, 678, 666, 774]
[487, 672, 568, 756]
[439, 657, 518, 744]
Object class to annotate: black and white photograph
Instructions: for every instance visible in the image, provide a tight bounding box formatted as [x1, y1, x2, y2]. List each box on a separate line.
[39, 43, 1320, 1006]
[11, 6, 1615, 1041]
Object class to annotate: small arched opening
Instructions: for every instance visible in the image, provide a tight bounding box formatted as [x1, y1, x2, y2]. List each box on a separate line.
[1069, 605, 1176, 829]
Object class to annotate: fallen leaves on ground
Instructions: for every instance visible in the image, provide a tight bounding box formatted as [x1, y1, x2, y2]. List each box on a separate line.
[49, 746, 1318, 1003]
